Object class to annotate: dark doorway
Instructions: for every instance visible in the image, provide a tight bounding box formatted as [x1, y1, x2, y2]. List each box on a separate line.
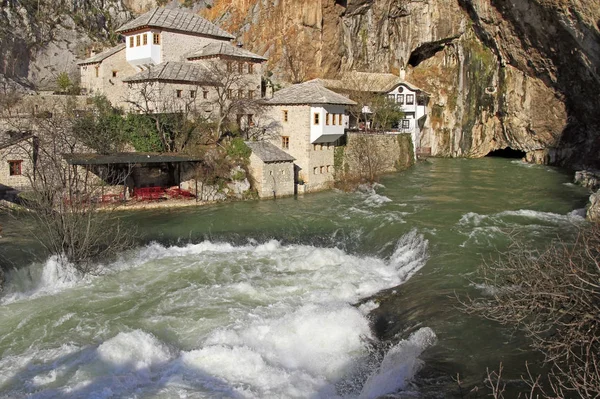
[486, 148, 526, 158]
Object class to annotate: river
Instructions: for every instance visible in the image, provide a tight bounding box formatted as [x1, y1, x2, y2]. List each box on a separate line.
[0, 157, 590, 398]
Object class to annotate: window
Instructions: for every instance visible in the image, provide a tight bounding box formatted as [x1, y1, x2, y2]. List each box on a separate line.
[332, 114, 336, 125]
[314, 113, 320, 125]
[313, 144, 318, 151]
[136, 35, 141, 47]
[8, 160, 22, 176]
[338, 114, 343, 125]
[402, 119, 410, 129]
[238, 89, 244, 98]
[406, 94, 415, 105]
[143, 34, 148, 45]
[397, 94, 404, 104]
[95, 66, 99, 78]
[153, 33, 160, 45]
[314, 167, 318, 175]
[112, 70, 118, 78]
[203, 90, 208, 99]
[326, 113, 330, 125]
[387, 94, 395, 102]
[320, 166, 324, 174]
[283, 110, 288, 122]
[320, 144, 324, 151]
[227, 89, 233, 99]
[247, 63, 253, 74]
[176, 89, 182, 98]
[190, 90, 196, 98]
[238, 62, 244, 74]
[248, 114, 254, 126]
[326, 165, 331, 173]
[129, 36, 134, 47]
[282, 136, 289, 149]
[227, 62, 233, 72]
[248, 90, 255, 99]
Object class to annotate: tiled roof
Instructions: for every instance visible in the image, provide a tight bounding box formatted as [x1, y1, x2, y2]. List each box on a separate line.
[309, 72, 427, 94]
[116, 7, 235, 40]
[266, 82, 357, 106]
[77, 44, 126, 66]
[187, 42, 267, 61]
[122, 62, 212, 84]
[63, 152, 203, 165]
[0, 133, 34, 150]
[245, 141, 295, 163]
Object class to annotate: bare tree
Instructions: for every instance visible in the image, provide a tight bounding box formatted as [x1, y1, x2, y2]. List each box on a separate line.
[460, 225, 600, 398]
[2, 97, 135, 274]
[125, 80, 208, 153]
[126, 59, 266, 149]
[344, 133, 388, 183]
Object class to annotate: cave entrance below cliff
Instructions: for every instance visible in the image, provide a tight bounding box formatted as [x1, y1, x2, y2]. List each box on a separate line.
[486, 148, 526, 159]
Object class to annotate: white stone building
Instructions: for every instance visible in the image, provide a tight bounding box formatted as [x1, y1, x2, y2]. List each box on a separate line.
[78, 7, 266, 113]
[262, 82, 356, 192]
[310, 72, 429, 157]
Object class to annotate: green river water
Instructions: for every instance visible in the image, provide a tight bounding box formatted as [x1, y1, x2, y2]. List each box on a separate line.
[0, 157, 590, 398]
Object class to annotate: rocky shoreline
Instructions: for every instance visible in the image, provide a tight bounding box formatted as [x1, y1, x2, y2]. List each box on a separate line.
[575, 170, 600, 222]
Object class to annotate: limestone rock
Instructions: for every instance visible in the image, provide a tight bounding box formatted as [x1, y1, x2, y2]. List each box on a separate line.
[587, 191, 600, 222]
[227, 178, 251, 199]
[575, 170, 600, 191]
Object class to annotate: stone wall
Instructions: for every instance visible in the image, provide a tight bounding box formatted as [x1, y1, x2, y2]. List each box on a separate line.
[343, 132, 414, 177]
[247, 152, 294, 198]
[80, 48, 138, 108]
[161, 31, 230, 63]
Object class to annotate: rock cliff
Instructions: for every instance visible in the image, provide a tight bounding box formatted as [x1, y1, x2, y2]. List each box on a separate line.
[202, 0, 600, 168]
[0, 0, 131, 89]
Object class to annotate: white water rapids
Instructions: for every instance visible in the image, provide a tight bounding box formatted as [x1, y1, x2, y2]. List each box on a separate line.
[0, 231, 433, 398]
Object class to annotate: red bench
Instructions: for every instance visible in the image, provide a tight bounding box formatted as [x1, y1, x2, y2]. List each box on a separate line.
[133, 187, 166, 201]
[166, 188, 195, 199]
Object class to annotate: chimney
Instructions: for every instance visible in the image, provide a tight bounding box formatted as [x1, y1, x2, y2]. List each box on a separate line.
[237, 42, 243, 48]
[399, 67, 406, 80]
[265, 81, 274, 99]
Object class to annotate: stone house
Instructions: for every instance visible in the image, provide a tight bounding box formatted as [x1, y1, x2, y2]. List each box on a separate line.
[78, 7, 266, 116]
[0, 133, 37, 199]
[310, 72, 429, 157]
[78, 44, 138, 107]
[245, 141, 295, 198]
[263, 82, 356, 192]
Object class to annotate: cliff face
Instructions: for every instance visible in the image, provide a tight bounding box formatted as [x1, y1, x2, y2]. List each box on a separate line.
[0, 0, 131, 89]
[203, 0, 600, 167]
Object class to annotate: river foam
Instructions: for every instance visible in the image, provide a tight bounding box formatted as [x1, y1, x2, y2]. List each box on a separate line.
[0, 231, 432, 398]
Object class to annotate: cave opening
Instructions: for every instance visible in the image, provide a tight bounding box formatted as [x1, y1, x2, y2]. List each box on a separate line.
[407, 36, 459, 67]
[486, 148, 527, 159]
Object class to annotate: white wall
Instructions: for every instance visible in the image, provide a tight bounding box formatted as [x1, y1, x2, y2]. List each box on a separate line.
[309, 104, 346, 144]
[124, 29, 161, 66]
